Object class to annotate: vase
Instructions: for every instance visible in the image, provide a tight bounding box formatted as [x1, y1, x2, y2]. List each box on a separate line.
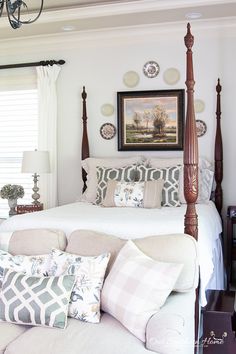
[8, 199, 17, 217]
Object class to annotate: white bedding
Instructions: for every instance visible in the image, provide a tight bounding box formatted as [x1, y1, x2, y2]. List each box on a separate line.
[0, 201, 223, 306]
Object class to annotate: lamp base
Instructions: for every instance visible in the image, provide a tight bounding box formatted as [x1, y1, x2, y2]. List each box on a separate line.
[32, 173, 41, 205]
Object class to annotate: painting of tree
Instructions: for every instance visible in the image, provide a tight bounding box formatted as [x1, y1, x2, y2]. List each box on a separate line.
[117, 90, 184, 151]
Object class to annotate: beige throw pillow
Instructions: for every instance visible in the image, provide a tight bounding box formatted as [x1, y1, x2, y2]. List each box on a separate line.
[103, 180, 164, 208]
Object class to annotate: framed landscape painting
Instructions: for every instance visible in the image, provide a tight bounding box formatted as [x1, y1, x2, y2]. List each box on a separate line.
[117, 89, 185, 151]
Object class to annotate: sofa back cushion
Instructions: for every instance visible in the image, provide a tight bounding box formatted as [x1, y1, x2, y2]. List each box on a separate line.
[66, 230, 198, 292]
[8, 229, 67, 255]
[66, 230, 125, 274]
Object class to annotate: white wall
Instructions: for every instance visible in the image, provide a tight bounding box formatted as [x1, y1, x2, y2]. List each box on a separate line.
[0, 19, 235, 210]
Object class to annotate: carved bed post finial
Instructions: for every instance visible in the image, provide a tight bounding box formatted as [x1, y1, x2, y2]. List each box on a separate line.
[184, 23, 199, 240]
[81, 86, 90, 193]
[215, 79, 223, 216]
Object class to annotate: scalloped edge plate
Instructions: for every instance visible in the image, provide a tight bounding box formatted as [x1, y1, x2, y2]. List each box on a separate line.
[100, 123, 116, 140]
[196, 119, 207, 137]
[143, 61, 160, 78]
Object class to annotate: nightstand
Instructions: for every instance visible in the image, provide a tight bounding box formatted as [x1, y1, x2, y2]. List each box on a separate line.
[202, 290, 236, 354]
[226, 206, 236, 288]
[16, 204, 43, 214]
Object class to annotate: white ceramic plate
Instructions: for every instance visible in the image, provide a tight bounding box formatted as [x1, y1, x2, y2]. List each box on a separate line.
[123, 71, 140, 88]
[194, 99, 205, 113]
[101, 104, 114, 116]
[196, 119, 207, 137]
[163, 68, 180, 85]
[143, 61, 160, 78]
[100, 123, 116, 140]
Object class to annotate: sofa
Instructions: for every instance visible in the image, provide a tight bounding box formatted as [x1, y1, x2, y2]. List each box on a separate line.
[0, 228, 198, 354]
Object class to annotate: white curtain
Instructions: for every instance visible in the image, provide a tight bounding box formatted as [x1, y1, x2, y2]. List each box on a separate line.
[36, 65, 61, 209]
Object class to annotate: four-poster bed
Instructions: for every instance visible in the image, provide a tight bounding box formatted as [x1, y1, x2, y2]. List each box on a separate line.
[79, 23, 224, 340]
[0, 24, 224, 346]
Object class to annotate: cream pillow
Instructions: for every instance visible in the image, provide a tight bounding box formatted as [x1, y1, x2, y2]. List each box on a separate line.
[101, 241, 183, 342]
[103, 180, 164, 208]
[81, 156, 142, 203]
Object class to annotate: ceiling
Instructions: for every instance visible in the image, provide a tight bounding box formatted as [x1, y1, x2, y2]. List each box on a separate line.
[0, 0, 235, 40]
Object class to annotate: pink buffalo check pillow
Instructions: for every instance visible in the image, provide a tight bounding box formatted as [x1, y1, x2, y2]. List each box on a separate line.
[101, 241, 183, 342]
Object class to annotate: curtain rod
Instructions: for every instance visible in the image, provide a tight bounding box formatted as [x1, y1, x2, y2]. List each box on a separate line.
[0, 59, 65, 70]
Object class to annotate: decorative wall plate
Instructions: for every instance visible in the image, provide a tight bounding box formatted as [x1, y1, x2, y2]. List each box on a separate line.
[143, 61, 160, 78]
[101, 104, 114, 116]
[123, 71, 140, 88]
[100, 123, 116, 140]
[196, 119, 207, 137]
[163, 68, 180, 85]
[194, 99, 205, 113]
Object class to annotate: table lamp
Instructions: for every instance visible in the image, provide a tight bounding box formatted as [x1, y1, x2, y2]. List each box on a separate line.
[22, 150, 50, 205]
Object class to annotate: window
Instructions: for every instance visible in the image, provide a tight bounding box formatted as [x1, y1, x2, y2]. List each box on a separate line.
[0, 69, 38, 217]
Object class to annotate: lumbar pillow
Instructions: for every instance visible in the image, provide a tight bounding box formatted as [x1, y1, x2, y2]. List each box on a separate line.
[103, 180, 164, 208]
[0, 250, 50, 288]
[136, 165, 181, 207]
[48, 248, 110, 323]
[0, 268, 75, 329]
[101, 241, 183, 342]
[95, 164, 137, 205]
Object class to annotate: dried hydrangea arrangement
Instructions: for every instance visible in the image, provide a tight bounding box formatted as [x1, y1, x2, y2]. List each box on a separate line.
[0, 184, 24, 200]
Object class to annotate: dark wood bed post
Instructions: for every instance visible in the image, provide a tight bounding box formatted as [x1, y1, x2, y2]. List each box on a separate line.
[184, 24, 198, 239]
[81, 86, 90, 193]
[184, 23, 199, 350]
[215, 79, 223, 216]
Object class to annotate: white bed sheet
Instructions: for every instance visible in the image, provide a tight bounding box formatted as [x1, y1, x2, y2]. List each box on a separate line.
[0, 201, 223, 306]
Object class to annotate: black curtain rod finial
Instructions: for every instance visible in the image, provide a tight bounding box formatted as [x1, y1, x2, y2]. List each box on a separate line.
[40, 60, 66, 66]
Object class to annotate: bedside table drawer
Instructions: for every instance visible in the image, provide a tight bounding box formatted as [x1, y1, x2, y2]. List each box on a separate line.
[16, 204, 43, 214]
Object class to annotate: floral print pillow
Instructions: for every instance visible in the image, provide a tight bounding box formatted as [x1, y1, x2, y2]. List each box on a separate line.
[0, 250, 50, 288]
[48, 248, 110, 323]
[114, 181, 144, 207]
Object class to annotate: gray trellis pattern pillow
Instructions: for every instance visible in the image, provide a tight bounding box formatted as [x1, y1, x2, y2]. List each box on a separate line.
[95, 165, 136, 205]
[0, 268, 75, 329]
[137, 165, 181, 207]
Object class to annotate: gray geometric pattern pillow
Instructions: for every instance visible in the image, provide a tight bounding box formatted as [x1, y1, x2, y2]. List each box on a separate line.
[96, 164, 136, 205]
[0, 269, 75, 329]
[137, 165, 181, 207]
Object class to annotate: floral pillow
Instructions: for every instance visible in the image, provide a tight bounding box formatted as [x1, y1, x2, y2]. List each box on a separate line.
[48, 248, 110, 323]
[103, 180, 164, 209]
[95, 164, 137, 205]
[0, 250, 50, 288]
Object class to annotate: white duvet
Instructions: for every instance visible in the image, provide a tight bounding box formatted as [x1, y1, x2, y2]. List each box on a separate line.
[0, 201, 223, 306]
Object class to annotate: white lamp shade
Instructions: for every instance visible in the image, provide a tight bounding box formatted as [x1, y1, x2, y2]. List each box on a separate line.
[22, 151, 51, 174]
